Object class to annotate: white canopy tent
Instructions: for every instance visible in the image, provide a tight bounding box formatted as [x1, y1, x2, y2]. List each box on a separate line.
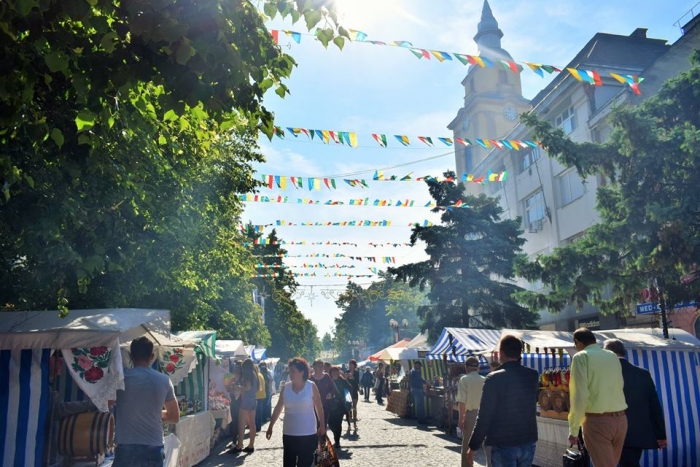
[215, 339, 248, 359]
[0, 308, 171, 350]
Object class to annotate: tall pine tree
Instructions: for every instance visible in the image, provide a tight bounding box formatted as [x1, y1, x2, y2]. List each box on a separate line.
[389, 171, 538, 340]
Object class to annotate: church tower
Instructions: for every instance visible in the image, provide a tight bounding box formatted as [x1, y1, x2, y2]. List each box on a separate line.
[448, 0, 530, 178]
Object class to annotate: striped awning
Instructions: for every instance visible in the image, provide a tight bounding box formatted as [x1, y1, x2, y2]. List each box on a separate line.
[176, 330, 218, 360]
[426, 327, 501, 362]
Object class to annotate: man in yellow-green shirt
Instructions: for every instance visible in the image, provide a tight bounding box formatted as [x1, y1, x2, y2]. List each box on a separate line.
[568, 327, 628, 466]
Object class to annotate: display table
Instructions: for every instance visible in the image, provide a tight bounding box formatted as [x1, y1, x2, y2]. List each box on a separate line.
[386, 389, 410, 417]
[534, 416, 569, 467]
[171, 411, 214, 467]
[210, 408, 232, 432]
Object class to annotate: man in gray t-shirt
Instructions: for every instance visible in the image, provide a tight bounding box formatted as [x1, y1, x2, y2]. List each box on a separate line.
[113, 337, 179, 467]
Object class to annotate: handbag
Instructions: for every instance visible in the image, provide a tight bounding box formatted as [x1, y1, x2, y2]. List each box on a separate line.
[315, 434, 340, 467]
[563, 440, 589, 467]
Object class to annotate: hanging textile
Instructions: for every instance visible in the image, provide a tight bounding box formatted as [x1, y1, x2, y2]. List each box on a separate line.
[61, 338, 124, 412]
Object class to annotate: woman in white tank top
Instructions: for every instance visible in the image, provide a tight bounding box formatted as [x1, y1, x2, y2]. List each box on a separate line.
[266, 357, 326, 467]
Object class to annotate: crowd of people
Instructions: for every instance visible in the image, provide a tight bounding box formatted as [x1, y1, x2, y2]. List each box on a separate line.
[108, 328, 668, 467]
[456, 329, 667, 467]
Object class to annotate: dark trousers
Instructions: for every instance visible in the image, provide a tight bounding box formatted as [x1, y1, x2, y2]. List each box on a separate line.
[283, 433, 318, 467]
[328, 407, 345, 445]
[229, 398, 240, 443]
[363, 384, 372, 401]
[376, 382, 384, 403]
[619, 447, 643, 467]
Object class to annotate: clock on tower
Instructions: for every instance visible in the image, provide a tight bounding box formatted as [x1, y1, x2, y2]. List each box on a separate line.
[503, 106, 518, 122]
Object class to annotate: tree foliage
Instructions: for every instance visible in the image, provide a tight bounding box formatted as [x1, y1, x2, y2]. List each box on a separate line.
[248, 228, 321, 361]
[332, 273, 425, 361]
[0, 0, 342, 348]
[388, 172, 539, 341]
[516, 53, 700, 317]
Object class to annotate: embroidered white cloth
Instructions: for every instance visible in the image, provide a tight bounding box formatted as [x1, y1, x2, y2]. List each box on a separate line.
[157, 346, 197, 386]
[62, 337, 124, 412]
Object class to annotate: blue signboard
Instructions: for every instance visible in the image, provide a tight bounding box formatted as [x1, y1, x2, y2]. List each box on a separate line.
[636, 301, 695, 315]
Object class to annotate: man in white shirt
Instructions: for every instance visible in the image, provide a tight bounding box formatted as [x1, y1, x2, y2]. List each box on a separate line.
[456, 356, 489, 467]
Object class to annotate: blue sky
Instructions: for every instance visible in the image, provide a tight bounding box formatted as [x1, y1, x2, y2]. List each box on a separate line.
[245, 0, 691, 338]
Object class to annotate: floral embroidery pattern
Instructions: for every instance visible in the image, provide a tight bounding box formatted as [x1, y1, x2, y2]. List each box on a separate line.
[70, 347, 111, 384]
[160, 348, 185, 375]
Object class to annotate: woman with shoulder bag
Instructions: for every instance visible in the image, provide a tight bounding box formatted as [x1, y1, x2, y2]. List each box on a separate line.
[328, 366, 352, 449]
[266, 358, 326, 467]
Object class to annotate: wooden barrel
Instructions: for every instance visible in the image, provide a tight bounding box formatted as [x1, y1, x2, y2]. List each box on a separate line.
[58, 411, 114, 457]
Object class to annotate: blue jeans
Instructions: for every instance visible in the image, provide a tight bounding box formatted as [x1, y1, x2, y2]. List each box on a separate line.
[490, 442, 536, 467]
[412, 388, 425, 421]
[255, 398, 265, 430]
[265, 393, 273, 421]
[113, 444, 164, 467]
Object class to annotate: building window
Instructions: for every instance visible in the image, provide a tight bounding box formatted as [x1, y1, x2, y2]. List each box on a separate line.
[524, 190, 546, 228]
[519, 147, 541, 173]
[555, 106, 577, 135]
[559, 170, 585, 206]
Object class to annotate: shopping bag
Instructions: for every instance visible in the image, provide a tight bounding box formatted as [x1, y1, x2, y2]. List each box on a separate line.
[342, 388, 353, 412]
[315, 435, 340, 467]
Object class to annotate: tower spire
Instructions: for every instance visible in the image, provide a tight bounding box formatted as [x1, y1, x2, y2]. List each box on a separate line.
[473, 0, 512, 60]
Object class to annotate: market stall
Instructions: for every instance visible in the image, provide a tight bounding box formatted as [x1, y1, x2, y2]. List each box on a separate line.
[120, 326, 212, 467]
[423, 328, 501, 430]
[499, 328, 700, 467]
[0, 308, 171, 467]
[175, 331, 223, 457]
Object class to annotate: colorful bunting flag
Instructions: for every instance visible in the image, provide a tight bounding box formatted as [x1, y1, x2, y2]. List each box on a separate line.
[395, 135, 410, 146]
[269, 28, 643, 93]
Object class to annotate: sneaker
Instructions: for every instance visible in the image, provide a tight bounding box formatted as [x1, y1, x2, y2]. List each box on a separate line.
[334, 442, 341, 449]
[243, 446, 255, 453]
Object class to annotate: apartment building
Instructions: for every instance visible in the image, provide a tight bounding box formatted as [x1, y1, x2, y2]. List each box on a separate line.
[451, 1, 700, 333]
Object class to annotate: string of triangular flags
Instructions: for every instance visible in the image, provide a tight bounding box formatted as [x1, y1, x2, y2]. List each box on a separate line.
[253, 272, 376, 278]
[256, 264, 360, 269]
[269, 29, 644, 94]
[273, 126, 540, 149]
[257, 171, 507, 191]
[254, 254, 397, 262]
[244, 239, 412, 246]
[240, 196, 470, 211]
[272, 220, 434, 227]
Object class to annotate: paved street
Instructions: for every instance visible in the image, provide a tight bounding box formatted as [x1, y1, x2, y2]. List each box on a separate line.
[199, 395, 487, 466]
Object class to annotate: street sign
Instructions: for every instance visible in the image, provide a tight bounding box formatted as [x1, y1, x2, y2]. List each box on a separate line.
[636, 301, 695, 315]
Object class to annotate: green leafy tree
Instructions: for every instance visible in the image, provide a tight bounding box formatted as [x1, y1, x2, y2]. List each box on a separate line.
[389, 172, 539, 341]
[0, 0, 343, 344]
[248, 228, 321, 361]
[321, 332, 334, 351]
[333, 272, 426, 360]
[516, 54, 700, 334]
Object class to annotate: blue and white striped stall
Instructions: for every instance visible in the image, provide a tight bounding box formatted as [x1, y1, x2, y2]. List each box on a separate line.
[0, 309, 172, 467]
[426, 327, 502, 362]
